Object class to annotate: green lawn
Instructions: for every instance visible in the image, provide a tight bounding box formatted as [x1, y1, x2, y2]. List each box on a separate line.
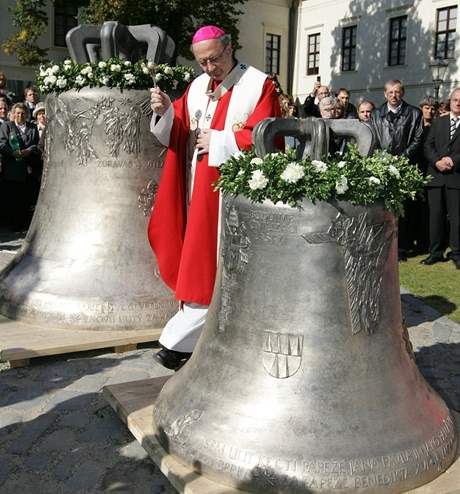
[399, 255, 460, 323]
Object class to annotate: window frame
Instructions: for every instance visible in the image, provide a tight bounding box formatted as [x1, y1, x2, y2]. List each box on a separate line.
[54, 1, 87, 48]
[341, 25, 357, 72]
[435, 5, 458, 60]
[307, 33, 320, 75]
[388, 15, 407, 66]
[265, 33, 281, 75]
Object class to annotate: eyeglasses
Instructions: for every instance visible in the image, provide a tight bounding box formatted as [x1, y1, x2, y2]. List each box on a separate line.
[197, 45, 228, 67]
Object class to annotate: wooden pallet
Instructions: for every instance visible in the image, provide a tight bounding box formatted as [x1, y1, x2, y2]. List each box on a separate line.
[0, 316, 161, 368]
[103, 378, 460, 494]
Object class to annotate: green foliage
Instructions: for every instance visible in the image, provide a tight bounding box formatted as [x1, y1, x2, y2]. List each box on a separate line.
[2, 0, 49, 66]
[36, 58, 195, 94]
[216, 145, 430, 216]
[81, 0, 247, 59]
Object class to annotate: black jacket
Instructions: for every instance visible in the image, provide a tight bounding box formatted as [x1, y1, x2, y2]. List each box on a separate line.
[303, 94, 321, 117]
[424, 115, 460, 189]
[0, 120, 40, 182]
[369, 100, 423, 161]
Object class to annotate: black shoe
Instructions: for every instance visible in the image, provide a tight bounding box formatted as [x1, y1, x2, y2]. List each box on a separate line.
[452, 258, 460, 269]
[420, 254, 446, 265]
[153, 348, 192, 370]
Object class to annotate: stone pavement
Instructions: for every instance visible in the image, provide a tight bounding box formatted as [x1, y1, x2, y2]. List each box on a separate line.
[0, 230, 460, 493]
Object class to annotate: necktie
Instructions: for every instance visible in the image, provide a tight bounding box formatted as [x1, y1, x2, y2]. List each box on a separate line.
[451, 117, 458, 139]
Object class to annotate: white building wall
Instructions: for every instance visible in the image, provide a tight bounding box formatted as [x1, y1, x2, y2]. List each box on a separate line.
[294, 0, 460, 108]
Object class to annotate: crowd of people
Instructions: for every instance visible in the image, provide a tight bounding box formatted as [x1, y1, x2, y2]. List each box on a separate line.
[0, 71, 46, 232]
[278, 79, 459, 269]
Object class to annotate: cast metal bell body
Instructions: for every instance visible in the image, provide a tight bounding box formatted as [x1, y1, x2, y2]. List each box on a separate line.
[154, 194, 457, 493]
[0, 88, 176, 330]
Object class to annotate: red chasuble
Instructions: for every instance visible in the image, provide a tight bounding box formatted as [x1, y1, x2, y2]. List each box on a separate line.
[148, 77, 281, 305]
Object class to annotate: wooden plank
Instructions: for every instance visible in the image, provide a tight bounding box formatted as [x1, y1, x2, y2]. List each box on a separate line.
[0, 317, 161, 362]
[114, 344, 138, 354]
[103, 377, 244, 494]
[9, 358, 30, 368]
[104, 378, 460, 494]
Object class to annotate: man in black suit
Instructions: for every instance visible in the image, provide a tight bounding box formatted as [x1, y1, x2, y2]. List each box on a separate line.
[0, 102, 40, 230]
[422, 87, 460, 269]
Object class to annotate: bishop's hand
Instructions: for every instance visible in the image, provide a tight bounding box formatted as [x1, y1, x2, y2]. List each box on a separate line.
[150, 87, 171, 116]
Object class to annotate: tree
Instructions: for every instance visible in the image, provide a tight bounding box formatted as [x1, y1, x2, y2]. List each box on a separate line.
[2, 0, 49, 66]
[2, 0, 247, 66]
[82, 0, 247, 59]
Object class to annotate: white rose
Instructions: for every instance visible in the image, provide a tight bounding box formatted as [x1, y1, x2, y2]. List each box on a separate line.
[124, 60, 132, 66]
[147, 61, 155, 69]
[155, 73, 163, 81]
[269, 152, 279, 158]
[124, 73, 136, 85]
[250, 157, 264, 165]
[110, 64, 121, 72]
[44, 75, 57, 85]
[80, 66, 93, 76]
[311, 159, 328, 172]
[184, 72, 191, 82]
[51, 65, 60, 74]
[100, 76, 110, 85]
[369, 176, 381, 185]
[45, 67, 53, 76]
[164, 66, 173, 75]
[337, 160, 347, 168]
[63, 59, 72, 65]
[335, 176, 349, 195]
[280, 162, 305, 183]
[388, 165, 400, 178]
[248, 170, 269, 190]
[56, 77, 67, 88]
[98, 61, 107, 69]
[75, 75, 86, 86]
[141, 64, 149, 74]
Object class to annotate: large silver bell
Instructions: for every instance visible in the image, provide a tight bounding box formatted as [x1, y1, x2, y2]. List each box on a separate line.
[153, 118, 457, 492]
[0, 88, 176, 330]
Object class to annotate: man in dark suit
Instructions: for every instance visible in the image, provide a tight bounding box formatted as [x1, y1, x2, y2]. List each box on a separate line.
[422, 87, 460, 269]
[0, 102, 40, 230]
[369, 79, 423, 261]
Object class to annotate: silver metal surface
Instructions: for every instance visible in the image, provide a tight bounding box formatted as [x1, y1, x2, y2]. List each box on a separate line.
[0, 88, 176, 330]
[253, 117, 376, 161]
[154, 195, 457, 493]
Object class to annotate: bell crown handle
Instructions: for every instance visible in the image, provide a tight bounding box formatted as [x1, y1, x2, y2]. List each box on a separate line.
[253, 117, 377, 160]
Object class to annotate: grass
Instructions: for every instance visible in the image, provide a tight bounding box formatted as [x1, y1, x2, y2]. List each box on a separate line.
[399, 254, 460, 323]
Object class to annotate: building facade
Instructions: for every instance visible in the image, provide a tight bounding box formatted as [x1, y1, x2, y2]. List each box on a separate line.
[0, 0, 292, 99]
[293, 0, 459, 107]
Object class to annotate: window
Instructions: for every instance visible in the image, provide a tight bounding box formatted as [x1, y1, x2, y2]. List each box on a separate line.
[265, 34, 281, 75]
[388, 16, 407, 66]
[307, 33, 320, 75]
[435, 6, 457, 59]
[341, 25, 357, 71]
[54, 0, 87, 47]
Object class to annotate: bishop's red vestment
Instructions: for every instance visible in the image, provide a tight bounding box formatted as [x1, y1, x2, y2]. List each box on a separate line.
[148, 64, 281, 306]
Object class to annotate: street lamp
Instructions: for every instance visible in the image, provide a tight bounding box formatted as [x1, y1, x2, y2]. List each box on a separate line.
[429, 58, 449, 101]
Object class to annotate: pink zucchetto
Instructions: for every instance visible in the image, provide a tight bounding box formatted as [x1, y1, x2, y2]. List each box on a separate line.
[192, 25, 226, 44]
